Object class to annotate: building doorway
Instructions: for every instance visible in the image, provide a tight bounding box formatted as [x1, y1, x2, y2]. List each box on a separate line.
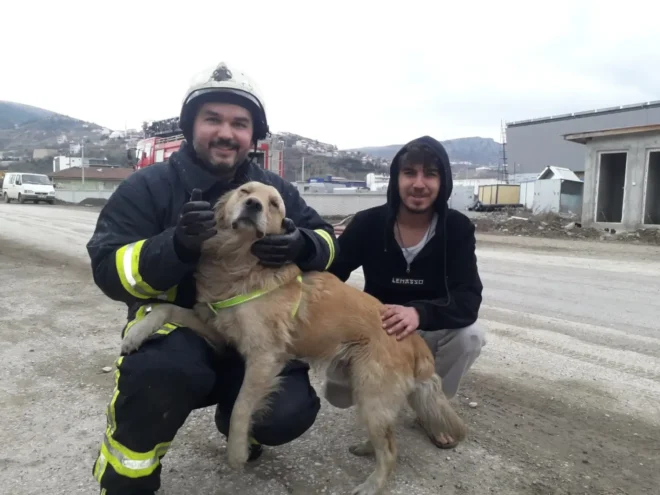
[596, 152, 627, 223]
[644, 151, 660, 225]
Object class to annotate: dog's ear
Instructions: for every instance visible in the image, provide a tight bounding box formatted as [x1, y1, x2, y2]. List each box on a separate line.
[213, 189, 234, 226]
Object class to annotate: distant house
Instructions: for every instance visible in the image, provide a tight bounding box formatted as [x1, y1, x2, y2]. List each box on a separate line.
[53, 156, 83, 172]
[536, 165, 583, 182]
[33, 148, 58, 160]
[49, 166, 133, 191]
[564, 123, 660, 229]
[531, 165, 584, 216]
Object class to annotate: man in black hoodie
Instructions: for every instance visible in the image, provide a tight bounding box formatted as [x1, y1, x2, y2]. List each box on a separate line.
[326, 136, 485, 449]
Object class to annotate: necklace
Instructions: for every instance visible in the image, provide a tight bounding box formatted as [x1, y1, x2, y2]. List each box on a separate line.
[395, 220, 432, 273]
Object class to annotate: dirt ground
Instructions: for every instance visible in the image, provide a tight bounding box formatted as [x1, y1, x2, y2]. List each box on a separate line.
[469, 210, 660, 246]
[1, 202, 659, 495]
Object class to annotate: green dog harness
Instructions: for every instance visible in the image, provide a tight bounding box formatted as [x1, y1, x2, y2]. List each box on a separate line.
[207, 274, 304, 318]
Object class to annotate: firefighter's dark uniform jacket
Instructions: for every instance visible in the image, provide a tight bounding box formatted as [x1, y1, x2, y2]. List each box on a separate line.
[87, 142, 338, 323]
[86, 142, 337, 493]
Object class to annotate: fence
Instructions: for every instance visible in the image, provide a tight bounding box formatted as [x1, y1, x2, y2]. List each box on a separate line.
[301, 192, 387, 216]
[55, 189, 115, 204]
[55, 188, 388, 217]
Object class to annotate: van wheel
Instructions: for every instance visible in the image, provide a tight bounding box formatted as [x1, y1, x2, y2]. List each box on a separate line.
[47, 200, 54, 205]
[18, 193, 25, 204]
[3, 193, 9, 203]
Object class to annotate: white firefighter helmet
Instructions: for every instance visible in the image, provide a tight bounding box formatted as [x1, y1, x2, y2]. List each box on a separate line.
[179, 61, 269, 141]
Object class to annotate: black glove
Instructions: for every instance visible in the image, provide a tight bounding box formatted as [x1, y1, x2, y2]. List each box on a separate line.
[173, 188, 217, 261]
[250, 218, 307, 267]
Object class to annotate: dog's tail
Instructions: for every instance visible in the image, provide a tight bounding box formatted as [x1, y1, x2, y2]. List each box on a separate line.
[407, 373, 467, 444]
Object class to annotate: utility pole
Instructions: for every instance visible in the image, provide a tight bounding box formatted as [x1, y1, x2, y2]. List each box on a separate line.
[499, 120, 509, 184]
[81, 140, 85, 187]
[301, 156, 305, 182]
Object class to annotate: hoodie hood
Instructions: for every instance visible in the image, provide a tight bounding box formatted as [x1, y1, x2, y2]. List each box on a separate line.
[383, 135, 454, 310]
[385, 135, 453, 218]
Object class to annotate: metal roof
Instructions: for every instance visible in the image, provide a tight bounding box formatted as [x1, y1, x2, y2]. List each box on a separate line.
[506, 100, 660, 128]
[563, 123, 660, 144]
[537, 166, 582, 182]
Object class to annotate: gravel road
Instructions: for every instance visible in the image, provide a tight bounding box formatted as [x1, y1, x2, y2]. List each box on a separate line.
[1, 202, 659, 495]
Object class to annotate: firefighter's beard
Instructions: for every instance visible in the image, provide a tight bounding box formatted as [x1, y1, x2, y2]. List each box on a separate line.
[193, 137, 249, 178]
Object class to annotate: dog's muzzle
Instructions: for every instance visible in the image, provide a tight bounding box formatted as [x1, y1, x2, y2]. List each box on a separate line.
[232, 198, 266, 237]
[244, 197, 263, 213]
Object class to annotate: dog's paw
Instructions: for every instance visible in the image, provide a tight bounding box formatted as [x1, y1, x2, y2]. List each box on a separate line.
[350, 480, 381, 495]
[120, 320, 160, 354]
[226, 439, 249, 470]
[120, 333, 143, 355]
[349, 441, 374, 457]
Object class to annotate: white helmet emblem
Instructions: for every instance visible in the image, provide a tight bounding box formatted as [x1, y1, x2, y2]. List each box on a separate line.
[211, 63, 233, 82]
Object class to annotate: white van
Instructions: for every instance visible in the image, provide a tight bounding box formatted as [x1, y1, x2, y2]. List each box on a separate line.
[2, 172, 56, 204]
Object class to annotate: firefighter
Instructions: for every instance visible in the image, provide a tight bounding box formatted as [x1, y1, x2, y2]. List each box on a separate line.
[86, 61, 338, 495]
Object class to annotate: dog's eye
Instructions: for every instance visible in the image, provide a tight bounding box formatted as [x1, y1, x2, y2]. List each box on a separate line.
[239, 188, 250, 194]
[270, 200, 279, 208]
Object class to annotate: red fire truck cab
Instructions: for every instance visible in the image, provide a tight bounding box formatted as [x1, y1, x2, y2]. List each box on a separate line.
[128, 118, 284, 177]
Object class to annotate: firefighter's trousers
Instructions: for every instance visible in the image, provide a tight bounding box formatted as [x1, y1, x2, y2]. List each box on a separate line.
[93, 326, 321, 494]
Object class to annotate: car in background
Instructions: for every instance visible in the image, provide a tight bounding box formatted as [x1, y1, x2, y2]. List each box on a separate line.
[2, 172, 55, 204]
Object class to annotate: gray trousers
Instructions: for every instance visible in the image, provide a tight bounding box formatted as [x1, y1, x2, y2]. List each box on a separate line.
[323, 323, 486, 408]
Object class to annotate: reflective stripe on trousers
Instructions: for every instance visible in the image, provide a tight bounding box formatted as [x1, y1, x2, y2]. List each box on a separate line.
[94, 308, 179, 486]
[115, 240, 178, 301]
[94, 430, 171, 481]
[313, 228, 336, 269]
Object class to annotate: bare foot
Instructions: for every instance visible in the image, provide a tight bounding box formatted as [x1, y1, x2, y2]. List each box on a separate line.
[434, 432, 457, 449]
[415, 418, 459, 449]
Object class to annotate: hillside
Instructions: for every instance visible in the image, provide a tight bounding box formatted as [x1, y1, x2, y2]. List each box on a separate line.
[274, 131, 389, 182]
[0, 101, 57, 129]
[0, 101, 500, 181]
[349, 137, 502, 166]
[0, 100, 103, 154]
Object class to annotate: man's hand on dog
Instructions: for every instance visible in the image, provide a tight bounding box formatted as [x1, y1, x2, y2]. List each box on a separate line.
[380, 304, 420, 340]
[251, 218, 307, 267]
[174, 188, 217, 260]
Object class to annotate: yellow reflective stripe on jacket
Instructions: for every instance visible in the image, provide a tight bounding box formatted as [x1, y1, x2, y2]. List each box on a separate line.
[122, 305, 150, 338]
[122, 305, 181, 339]
[115, 240, 177, 301]
[314, 228, 336, 269]
[155, 322, 178, 336]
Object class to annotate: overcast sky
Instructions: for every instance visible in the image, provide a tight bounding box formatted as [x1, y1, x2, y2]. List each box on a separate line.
[2, 0, 659, 149]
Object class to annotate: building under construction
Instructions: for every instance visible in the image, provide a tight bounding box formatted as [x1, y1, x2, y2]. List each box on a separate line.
[506, 100, 660, 174]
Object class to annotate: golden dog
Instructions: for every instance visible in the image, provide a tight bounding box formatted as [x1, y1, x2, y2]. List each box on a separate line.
[120, 181, 467, 495]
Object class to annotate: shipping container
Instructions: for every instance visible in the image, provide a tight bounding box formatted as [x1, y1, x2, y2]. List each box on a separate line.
[478, 184, 520, 205]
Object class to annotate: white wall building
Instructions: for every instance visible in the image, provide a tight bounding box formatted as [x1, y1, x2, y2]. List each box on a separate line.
[53, 156, 83, 172]
[366, 173, 389, 192]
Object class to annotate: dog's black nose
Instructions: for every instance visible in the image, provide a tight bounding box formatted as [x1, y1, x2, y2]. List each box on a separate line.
[245, 197, 263, 212]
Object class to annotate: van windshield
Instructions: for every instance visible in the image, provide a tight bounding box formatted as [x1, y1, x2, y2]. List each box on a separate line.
[22, 174, 51, 185]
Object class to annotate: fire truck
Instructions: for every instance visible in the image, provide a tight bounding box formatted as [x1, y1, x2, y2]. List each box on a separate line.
[128, 117, 284, 177]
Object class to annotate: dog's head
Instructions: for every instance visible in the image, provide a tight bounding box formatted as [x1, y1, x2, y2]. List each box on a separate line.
[214, 181, 286, 240]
